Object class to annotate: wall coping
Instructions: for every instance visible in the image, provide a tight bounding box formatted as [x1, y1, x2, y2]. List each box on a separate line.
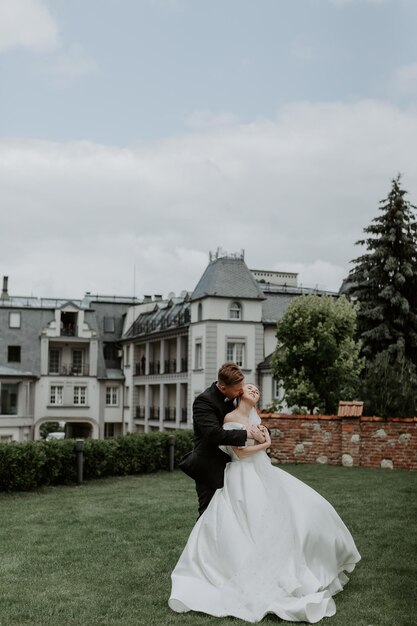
[260, 413, 417, 423]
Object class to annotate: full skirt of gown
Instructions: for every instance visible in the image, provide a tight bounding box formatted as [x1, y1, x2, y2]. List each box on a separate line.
[169, 428, 361, 624]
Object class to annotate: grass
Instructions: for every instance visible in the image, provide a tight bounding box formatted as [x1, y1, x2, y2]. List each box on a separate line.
[0, 465, 416, 626]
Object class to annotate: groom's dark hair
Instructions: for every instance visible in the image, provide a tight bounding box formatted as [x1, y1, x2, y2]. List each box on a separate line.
[218, 362, 244, 387]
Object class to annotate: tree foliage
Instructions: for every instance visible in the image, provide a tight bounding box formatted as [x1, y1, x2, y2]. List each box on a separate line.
[39, 421, 63, 439]
[348, 175, 417, 364]
[272, 295, 364, 414]
[361, 348, 417, 418]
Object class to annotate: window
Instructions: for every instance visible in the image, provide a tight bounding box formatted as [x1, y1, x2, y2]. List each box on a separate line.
[226, 342, 245, 367]
[274, 378, 285, 402]
[0, 435, 13, 443]
[49, 349, 61, 374]
[125, 345, 131, 367]
[50, 386, 63, 405]
[106, 387, 118, 406]
[9, 312, 21, 328]
[197, 302, 202, 322]
[103, 343, 118, 361]
[229, 301, 242, 320]
[104, 423, 115, 438]
[72, 349, 83, 373]
[74, 386, 87, 405]
[195, 341, 202, 369]
[8, 346, 21, 363]
[103, 317, 115, 333]
[1, 383, 18, 415]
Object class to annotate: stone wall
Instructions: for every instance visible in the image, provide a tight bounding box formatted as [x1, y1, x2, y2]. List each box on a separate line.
[260, 413, 417, 470]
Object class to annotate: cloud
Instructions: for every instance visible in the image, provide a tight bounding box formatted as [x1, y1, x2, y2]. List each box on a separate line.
[271, 260, 347, 292]
[1, 99, 417, 299]
[0, 0, 59, 53]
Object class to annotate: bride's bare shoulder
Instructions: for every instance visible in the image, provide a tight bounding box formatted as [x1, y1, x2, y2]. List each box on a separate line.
[224, 412, 249, 427]
[224, 411, 238, 423]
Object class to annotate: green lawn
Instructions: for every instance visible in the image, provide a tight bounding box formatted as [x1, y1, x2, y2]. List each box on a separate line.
[0, 465, 415, 626]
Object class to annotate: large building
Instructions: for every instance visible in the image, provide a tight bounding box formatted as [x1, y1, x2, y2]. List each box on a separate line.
[0, 253, 336, 440]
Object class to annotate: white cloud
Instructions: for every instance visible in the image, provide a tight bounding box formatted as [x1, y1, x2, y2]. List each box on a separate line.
[272, 260, 347, 293]
[1, 99, 417, 299]
[0, 0, 59, 53]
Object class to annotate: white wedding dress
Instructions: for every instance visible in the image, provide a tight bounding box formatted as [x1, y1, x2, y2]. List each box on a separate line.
[169, 414, 361, 623]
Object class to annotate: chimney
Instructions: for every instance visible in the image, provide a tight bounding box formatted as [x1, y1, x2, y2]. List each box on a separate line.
[1, 276, 9, 301]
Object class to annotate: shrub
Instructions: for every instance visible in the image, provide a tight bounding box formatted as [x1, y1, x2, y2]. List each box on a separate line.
[0, 430, 194, 492]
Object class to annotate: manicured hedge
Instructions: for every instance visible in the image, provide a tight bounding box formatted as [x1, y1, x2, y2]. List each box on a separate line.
[0, 430, 194, 492]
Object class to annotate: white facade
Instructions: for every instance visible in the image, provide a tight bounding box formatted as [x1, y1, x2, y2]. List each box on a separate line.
[0, 294, 132, 441]
[0, 258, 336, 440]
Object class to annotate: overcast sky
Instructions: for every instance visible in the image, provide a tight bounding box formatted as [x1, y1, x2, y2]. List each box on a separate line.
[1, 0, 417, 299]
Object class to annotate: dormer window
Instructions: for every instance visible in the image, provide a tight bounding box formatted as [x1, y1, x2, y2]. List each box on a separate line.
[104, 317, 115, 333]
[61, 311, 77, 336]
[229, 301, 242, 320]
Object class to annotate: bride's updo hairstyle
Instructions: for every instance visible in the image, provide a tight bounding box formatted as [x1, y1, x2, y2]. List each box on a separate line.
[218, 362, 244, 387]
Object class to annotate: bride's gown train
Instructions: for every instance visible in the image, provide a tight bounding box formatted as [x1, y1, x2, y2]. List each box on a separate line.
[169, 421, 361, 624]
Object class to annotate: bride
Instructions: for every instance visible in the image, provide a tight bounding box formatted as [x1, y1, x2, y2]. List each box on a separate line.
[169, 384, 361, 624]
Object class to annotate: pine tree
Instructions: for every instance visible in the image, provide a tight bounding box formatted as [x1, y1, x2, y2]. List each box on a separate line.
[348, 175, 417, 365]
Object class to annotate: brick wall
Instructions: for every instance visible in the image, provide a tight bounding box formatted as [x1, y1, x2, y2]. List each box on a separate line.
[260, 413, 417, 470]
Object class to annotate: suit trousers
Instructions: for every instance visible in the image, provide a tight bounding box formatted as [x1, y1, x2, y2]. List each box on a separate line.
[196, 481, 217, 518]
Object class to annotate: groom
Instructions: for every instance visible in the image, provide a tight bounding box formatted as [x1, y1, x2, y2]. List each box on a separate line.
[179, 361, 266, 516]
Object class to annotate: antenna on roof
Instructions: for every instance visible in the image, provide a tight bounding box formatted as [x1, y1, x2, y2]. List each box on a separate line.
[133, 264, 136, 301]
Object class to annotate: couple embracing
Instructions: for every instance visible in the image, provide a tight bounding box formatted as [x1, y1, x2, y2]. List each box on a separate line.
[169, 362, 361, 624]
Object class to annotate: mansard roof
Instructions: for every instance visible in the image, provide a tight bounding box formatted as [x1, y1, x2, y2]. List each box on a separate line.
[0, 365, 37, 378]
[125, 297, 190, 338]
[191, 256, 265, 301]
[261, 285, 339, 324]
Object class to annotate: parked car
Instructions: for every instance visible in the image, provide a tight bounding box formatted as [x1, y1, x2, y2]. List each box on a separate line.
[46, 432, 65, 440]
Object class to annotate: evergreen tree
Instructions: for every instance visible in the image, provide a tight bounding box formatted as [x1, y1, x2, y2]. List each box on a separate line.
[361, 348, 417, 418]
[348, 175, 417, 364]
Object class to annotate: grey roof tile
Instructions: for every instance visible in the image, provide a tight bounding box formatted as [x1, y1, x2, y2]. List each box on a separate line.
[191, 256, 265, 301]
[0, 365, 37, 377]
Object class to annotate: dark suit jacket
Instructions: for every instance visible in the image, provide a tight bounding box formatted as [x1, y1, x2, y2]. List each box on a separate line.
[179, 382, 247, 489]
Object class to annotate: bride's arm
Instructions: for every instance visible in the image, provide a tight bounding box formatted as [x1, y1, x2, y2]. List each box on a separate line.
[231, 427, 271, 458]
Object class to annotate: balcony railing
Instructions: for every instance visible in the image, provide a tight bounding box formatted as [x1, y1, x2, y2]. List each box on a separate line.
[134, 359, 188, 376]
[135, 406, 145, 419]
[149, 361, 160, 375]
[164, 359, 177, 374]
[150, 406, 160, 420]
[60, 325, 76, 337]
[135, 362, 145, 376]
[48, 363, 89, 376]
[133, 405, 186, 422]
[164, 407, 176, 421]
